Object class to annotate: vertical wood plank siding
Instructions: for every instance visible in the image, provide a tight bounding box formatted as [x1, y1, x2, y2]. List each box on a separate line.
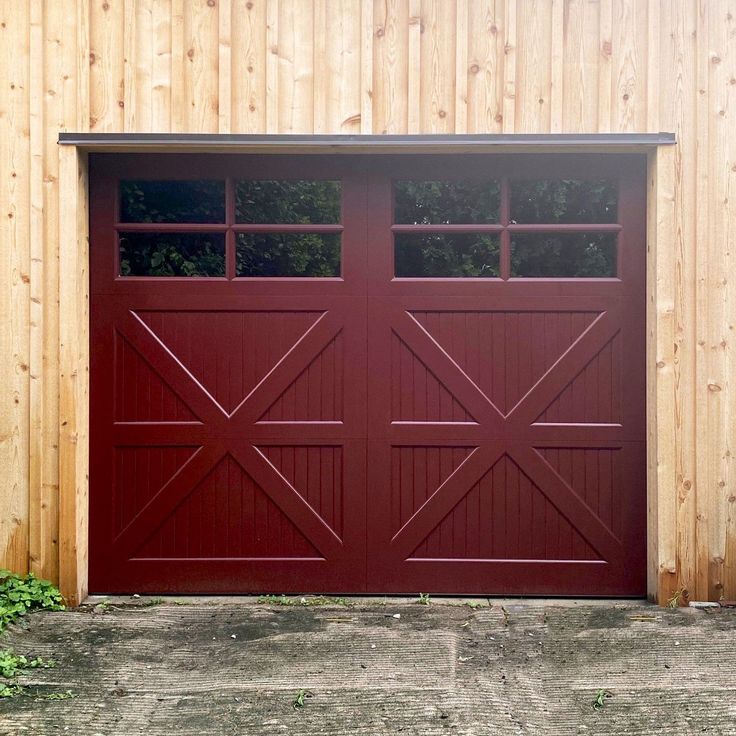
[0, 0, 734, 604]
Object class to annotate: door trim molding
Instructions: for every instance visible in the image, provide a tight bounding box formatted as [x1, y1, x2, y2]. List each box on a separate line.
[58, 141, 675, 605]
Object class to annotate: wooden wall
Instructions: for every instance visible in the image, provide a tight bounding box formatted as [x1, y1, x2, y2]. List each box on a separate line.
[0, 0, 734, 604]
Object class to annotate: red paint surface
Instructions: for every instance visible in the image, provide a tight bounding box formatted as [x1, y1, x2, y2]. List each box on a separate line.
[89, 153, 646, 595]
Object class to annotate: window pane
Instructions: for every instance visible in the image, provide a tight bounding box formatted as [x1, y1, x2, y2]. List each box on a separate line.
[510, 233, 617, 277]
[235, 180, 341, 224]
[394, 181, 501, 224]
[395, 234, 500, 277]
[119, 233, 226, 276]
[119, 180, 225, 223]
[510, 180, 617, 223]
[236, 233, 341, 277]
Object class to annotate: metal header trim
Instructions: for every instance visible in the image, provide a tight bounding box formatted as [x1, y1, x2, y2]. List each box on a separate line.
[59, 132, 676, 150]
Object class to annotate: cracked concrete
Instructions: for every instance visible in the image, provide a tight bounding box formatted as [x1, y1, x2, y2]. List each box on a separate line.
[1, 598, 735, 735]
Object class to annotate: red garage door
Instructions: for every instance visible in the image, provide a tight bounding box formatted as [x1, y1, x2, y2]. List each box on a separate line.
[89, 153, 646, 596]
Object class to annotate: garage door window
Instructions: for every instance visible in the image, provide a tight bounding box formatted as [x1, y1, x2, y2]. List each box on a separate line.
[235, 180, 341, 224]
[235, 180, 342, 277]
[120, 180, 225, 223]
[393, 180, 501, 278]
[508, 179, 619, 278]
[393, 177, 622, 280]
[119, 232, 226, 277]
[394, 180, 500, 224]
[510, 232, 617, 277]
[236, 232, 341, 277]
[394, 233, 500, 277]
[116, 178, 343, 278]
[510, 179, 617, 224]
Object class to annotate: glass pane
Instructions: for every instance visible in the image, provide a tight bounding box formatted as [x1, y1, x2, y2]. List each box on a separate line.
[395, 234, 500, 277]
[235, 180, 341, 224]
[236, 233, 341, 277]
[394, 181, 501, 224]
[119, 233, 226, 276]
[510, 233, 617, 277]
[510, 179, 617, 223]
[119, 180, 225, 223]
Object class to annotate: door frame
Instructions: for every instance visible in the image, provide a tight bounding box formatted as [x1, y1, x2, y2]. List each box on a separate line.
[57, 135, 677, 605]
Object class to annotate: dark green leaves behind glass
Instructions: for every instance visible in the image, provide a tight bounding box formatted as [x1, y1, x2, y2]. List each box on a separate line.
[120, 180, 225, 223]
[510, 179, 617, 223]
[236, 180, 341, 223]
[511, 233, 616, 277]
[394, 181, 501, 224]
[395, 234, 500, 277]
[119, 233, 226, 276]
[236, 233, 341, 277]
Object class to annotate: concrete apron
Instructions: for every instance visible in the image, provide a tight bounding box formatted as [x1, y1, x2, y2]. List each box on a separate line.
[1, 598, 735, 735]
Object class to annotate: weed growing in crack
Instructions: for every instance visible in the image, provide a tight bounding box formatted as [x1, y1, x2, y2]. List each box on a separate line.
[257, 595, 352, 607]
[667, 588, 687, 608]
[293, 689, 313, 709]
[36, 689, 75, 700]
[0, 651, 62, 700]
[0, 651, 55, 678]
[592, 689, 611, 710]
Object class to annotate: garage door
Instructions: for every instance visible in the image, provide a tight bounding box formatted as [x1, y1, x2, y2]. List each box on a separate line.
[89, 153, 646, 596]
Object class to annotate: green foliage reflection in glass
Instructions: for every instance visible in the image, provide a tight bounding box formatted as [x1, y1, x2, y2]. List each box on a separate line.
[510, 180, 617, 223]
[395, 234, 500, 277]
[236, 180, 341, 223]
[511, 233, 616, 277]
[119, 233, 226, 276]
[236, 233, 340, 277]
[394, 181, 501, 224]
[119, 180, 225, 223]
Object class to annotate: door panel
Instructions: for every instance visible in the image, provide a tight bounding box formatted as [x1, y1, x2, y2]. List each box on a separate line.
[89, 155, 368, 593]
[365, 155, 646, 596]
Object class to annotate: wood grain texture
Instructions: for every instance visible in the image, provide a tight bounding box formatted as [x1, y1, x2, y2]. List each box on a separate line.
[58, 0, 90, 607]
[561, 0, 601, 133]
[647, 144, 678, 604]
[276, 0, 314, 133]
[29, 0, 45, 578]
[0, 0, 31, 576]
[373, 0, 409, 133]
[231, 0, 267, 133]
[466, 0, 504, 134]
[89, 0, 125, 132]
[1, 0, 736, 606]
[514, 0, 552, 132]
[418, 0, 455, 133]
[183, 0, 219, 133]
[58, 146, 89, 607]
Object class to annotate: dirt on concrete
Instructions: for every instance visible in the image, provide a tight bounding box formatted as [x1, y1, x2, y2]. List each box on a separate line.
[1, 597, 735, 735]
